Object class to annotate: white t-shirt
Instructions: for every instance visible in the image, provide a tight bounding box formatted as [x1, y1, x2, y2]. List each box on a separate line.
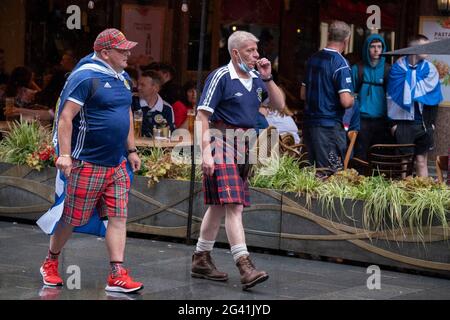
[266, 111, 301, 144]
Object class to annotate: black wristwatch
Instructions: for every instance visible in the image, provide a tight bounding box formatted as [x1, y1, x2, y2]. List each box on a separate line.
[262, 74, 273, 82]
[128, 148, 137, 154]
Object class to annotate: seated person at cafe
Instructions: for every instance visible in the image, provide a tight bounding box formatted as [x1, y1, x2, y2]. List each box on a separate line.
[172, 80, 197, 129]
[144, 62, 182, 105]
[260, 93, 301, 143]
[5, 66, 38, 108]
[3, 66, 53, 122]
[137, 70, 175, 137]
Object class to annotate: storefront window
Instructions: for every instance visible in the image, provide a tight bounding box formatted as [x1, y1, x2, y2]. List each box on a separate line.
[218, 24, 280, 68]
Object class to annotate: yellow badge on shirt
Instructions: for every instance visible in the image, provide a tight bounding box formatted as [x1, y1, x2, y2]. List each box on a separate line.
[124, 79, 131, 91]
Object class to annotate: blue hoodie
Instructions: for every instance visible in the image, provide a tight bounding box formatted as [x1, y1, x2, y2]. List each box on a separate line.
[351, 34, 389, 119]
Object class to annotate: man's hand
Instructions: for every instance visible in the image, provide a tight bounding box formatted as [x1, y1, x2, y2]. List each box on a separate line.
[256, 58, 272, 79]
[56, 156, 73, 178]
[202, 152, 215, 177]
[128, 152, 141, 172]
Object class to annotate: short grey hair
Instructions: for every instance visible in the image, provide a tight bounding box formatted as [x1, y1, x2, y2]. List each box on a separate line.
[408, 34, 429, 47]
[228, 31, 259, 55]
[328, 20, 351, 42]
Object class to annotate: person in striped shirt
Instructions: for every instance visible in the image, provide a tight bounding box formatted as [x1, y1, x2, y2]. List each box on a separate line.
[191, 31, 285, 290]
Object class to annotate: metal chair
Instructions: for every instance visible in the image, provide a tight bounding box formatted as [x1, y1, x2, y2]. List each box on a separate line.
[279, 132, 309, 164]
[350, 143, 415, 179]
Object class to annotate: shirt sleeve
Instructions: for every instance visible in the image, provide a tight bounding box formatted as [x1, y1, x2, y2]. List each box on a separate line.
[197, 69, 225, 114]
[333, 60, 354, 94]
[67, 78, 93, 107]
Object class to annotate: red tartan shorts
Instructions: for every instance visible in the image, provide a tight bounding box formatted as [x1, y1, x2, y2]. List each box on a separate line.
[62, 159, 130, 227]
[203, 132, 251, 207]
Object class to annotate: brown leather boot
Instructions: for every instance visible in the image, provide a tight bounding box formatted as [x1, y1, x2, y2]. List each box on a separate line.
[236, 255, 269, 290]
[191, 251, 228, 281]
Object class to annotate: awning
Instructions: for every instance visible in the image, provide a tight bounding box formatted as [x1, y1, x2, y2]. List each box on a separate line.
[382, 38, 450, 56]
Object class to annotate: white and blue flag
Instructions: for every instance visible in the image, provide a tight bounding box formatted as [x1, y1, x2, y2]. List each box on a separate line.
[387, 56, 443, 112]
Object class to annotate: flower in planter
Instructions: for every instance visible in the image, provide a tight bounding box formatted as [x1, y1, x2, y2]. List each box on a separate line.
[25, 144, 56, 171]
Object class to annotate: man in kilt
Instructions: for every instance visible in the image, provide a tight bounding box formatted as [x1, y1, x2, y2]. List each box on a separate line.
[192, 31, 285, 290]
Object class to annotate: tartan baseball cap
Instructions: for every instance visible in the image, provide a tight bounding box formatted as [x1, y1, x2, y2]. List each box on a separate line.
[93, 28, 138, 51]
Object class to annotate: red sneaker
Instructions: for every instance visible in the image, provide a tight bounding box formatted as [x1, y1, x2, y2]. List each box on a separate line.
[40, 260, 63, 286]
[105, 268, 143, 293]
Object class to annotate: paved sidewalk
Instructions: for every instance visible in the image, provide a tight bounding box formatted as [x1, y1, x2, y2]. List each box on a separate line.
[0, 221, 449, 300]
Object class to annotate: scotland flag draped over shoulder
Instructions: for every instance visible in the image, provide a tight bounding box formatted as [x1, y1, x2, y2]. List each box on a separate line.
[387, 56, 443, 111]
[37, 53, 133, 237]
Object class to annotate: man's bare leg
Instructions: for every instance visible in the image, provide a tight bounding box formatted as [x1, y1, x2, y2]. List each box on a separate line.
[198, 205, 226, 241]
[416, 153, 428, 177]
[224, 204, 246, 247]
[49, 221, 74, 254]
[105, 217, 127, 263]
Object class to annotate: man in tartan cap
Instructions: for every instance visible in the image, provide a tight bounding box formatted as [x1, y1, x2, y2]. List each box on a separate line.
[38, 28, 143, 293]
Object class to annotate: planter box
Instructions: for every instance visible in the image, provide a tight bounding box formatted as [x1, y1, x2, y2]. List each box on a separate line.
[0, 163, 56, 221]
[1, 163, 449, 278]
[281, 193, 450, 278]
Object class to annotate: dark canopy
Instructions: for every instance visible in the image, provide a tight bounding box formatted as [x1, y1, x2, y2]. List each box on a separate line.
[382, 38, 450, 56]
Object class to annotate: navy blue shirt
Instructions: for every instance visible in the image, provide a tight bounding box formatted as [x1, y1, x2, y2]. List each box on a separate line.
[197, 62, 267, 128]
[303, 48, 354, 127]
[140, 95, 175, 137]
[68, 73, 132, 167]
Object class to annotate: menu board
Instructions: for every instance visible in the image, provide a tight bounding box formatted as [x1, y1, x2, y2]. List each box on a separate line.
[122, 4, 166, 63]
[419, 16, 450, 106]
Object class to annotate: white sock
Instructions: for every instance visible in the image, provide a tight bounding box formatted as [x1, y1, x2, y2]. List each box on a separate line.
[231, 244, 249, 263]
[195, 238, 215, 253]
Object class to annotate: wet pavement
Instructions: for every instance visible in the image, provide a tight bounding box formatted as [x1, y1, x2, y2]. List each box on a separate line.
[1, 221, 450, 300]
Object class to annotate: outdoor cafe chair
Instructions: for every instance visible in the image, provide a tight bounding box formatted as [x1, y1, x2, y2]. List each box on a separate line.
[279, 132, 309, 165]
[343, 130, 358, 170]
[349, 143, 415, 179]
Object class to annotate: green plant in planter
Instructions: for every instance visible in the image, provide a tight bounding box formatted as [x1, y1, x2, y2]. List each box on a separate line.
[139, 147, 201, 186]
[315, 169, 365, 221]
[0, 120, 52, 166]
[252, 156, 450, 243]
[250, 154, 309, 191]
[398, 177, 450, 242]
[359, 175, 409, 239]
[290, 166, 323, 207]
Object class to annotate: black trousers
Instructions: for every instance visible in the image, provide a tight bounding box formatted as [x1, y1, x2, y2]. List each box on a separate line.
[354, 118, 394, 161]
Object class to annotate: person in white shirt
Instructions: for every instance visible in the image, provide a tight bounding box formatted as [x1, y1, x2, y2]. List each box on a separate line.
[259, 92, 301, 143]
